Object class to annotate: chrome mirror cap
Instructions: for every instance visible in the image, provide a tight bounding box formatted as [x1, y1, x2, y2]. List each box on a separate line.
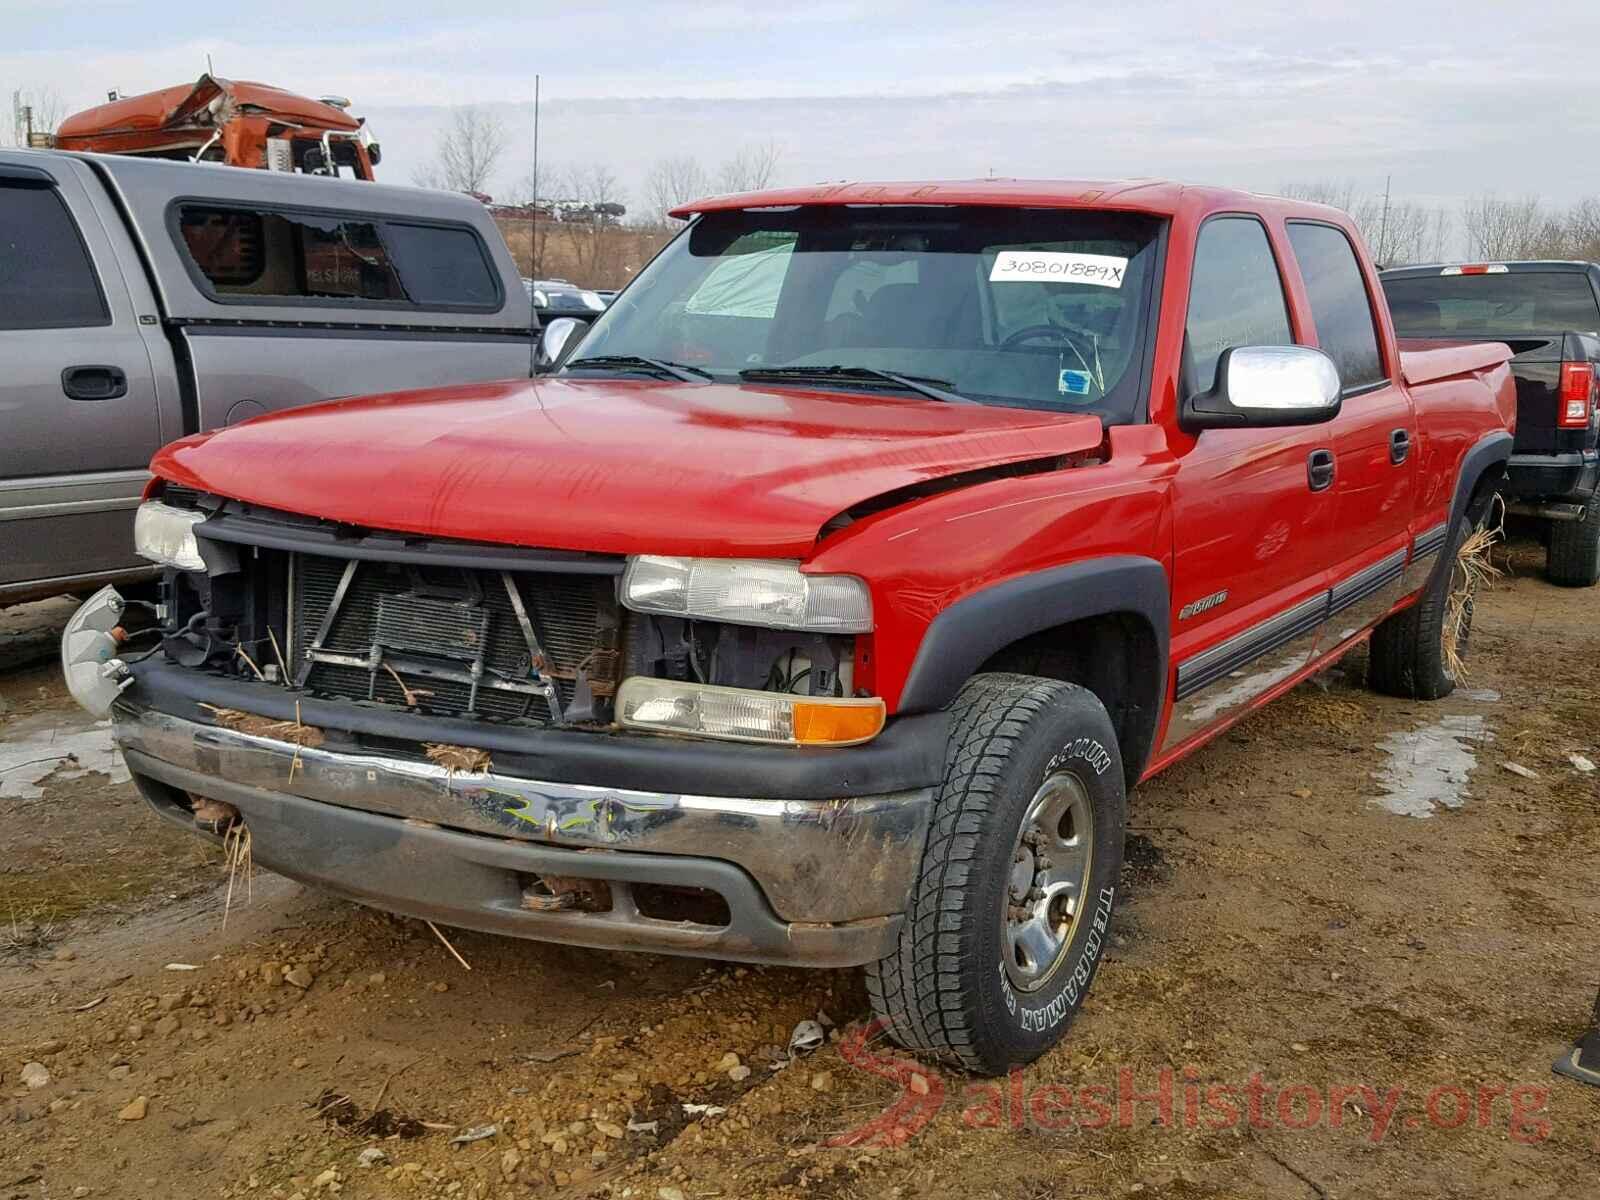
[1182, 345, 1344, 432]
[535, 317, 584, 373]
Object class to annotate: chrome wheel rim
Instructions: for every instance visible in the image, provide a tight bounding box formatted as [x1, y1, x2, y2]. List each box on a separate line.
[1001, 770, 1095, 993]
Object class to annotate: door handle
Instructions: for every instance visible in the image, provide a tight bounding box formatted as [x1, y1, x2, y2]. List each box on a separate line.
[1390, 428, 1412, 464]
[61, 365, 128, 402]
[1307, 448, 1336, 492]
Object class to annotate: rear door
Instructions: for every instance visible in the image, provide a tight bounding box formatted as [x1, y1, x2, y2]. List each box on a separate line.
[1286, 221, 1415, 646]
[0, 161, 164, 593]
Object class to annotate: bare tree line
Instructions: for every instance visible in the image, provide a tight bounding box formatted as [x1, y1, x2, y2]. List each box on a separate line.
[1277, 181, 1452, 266]
[411, 105, 507, 194]
[1281, 180, 1600, 266]
[412, 104, 781, 217]
[641, 141, 783, 224]
[1460, 194, 1600, 262]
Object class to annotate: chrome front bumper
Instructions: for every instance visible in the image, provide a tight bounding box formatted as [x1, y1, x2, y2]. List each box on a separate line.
[112, 704, 934, 967]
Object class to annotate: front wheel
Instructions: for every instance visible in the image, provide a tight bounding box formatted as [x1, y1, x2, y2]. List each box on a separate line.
[865, 674, 1126, 1074]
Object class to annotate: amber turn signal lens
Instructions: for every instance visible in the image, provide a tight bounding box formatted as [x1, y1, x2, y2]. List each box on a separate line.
[792, 698, 886, 746]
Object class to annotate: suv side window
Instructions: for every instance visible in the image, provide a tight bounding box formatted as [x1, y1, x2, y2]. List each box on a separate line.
[1287, 222, 1385, 391]
[1184, 216, 1293, 395]
[0, 182, 110, 330]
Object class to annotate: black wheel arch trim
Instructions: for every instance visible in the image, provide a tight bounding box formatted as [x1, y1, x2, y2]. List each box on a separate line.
[895, 555, 1170, 782]
[1452, 431, 1514, 529]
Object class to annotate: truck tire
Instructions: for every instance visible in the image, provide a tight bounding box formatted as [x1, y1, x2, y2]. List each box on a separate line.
[1546, 496, 1600, 588]
[1369, 513, 1478, 700]
[865, 673, 1126, 1074]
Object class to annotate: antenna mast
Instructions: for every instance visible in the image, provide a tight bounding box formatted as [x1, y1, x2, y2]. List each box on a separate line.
[531, 74, 541, 285]
[528, 74, 541, 375]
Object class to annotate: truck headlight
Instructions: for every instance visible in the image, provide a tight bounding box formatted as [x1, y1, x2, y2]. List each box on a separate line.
[579, 290, 606, 312]
[133, 501, 206, 571]
[617, 678, 884, 746]
[622, 556, 871, 633]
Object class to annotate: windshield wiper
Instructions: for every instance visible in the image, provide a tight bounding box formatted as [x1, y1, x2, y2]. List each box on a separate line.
[565, 354, 715, 383]
[739, 365, 975, 405]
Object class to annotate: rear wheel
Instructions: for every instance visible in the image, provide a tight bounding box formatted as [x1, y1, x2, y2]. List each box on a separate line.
[1546, 496, 1600, 587]
[1370, 513, 1483, 700]
[865, 674, 1126, 1074]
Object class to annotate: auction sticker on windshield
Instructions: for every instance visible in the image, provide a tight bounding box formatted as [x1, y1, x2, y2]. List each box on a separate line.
[990, 251, 1128, 288]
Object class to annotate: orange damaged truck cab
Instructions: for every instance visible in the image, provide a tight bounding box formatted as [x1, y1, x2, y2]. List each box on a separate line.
[50, 74, 380, 180]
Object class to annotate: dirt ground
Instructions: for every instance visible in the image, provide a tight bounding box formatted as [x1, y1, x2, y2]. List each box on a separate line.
[3, 533, 1597, 1199]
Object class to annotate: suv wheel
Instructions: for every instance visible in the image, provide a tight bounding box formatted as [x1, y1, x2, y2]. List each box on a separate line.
[1547, 496, 1600, 587]
[1369, 513, 1485, 699]
[866, 674, 1126, 1074]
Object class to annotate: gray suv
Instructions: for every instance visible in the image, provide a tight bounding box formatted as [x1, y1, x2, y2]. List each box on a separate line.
[0, 150, 534, 605]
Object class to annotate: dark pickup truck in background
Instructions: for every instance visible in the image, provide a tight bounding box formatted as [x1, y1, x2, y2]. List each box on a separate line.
[1381, 261, 1600, 585]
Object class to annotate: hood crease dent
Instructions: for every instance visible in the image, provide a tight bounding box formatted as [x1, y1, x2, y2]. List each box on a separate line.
[153, 377, 1105, 559]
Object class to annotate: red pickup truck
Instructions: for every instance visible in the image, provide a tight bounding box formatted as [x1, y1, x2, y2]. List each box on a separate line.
[65, 180, 1515, 1074]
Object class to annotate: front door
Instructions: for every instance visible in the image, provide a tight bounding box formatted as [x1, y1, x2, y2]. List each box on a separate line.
[1163, 215, 1336, 756]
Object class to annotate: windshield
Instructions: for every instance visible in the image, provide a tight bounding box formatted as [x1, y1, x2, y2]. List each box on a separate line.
[1383, 272, 1600, 337]
[568, 205, 1163, 420]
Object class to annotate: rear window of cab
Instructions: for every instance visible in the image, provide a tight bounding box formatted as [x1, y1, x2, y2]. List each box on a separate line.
[172, 203, 503, 312]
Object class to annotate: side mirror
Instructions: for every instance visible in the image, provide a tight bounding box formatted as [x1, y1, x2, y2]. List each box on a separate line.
[1181, 346, 1342, 432]
[535, 317, 584, 373]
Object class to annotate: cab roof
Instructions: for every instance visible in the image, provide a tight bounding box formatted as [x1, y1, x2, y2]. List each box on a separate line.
[667, 179, 1348, 222]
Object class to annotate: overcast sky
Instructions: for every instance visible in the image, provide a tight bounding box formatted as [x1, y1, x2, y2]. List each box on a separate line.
[5, 0, 1599, 219]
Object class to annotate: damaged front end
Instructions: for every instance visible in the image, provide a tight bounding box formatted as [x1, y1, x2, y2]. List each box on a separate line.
[72, 487, 942, 967]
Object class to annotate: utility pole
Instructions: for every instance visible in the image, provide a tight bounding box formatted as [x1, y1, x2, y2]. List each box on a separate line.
[1378, 174, 1392, 264]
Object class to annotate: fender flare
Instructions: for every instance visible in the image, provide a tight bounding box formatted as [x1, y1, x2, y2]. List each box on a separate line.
[1450, 430, 1514, 531]
[895, 556, 1170, 782]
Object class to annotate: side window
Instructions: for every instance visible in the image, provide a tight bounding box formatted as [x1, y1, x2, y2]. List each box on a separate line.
[1184, 217, 1293, 395]
[176, 206, 501, 309]
[0, 183, 109, 330]
[179, 206, 404, 302]
[1287, 222, 1385, 390]
[377, 222, 499, 307]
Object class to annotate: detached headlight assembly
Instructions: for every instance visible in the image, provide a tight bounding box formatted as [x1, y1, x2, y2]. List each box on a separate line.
[622, 556, 872, 633]
[133, 500, 206, 571]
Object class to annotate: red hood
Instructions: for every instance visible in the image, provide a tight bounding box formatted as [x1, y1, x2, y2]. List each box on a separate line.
[152, 378, 1104, 558]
